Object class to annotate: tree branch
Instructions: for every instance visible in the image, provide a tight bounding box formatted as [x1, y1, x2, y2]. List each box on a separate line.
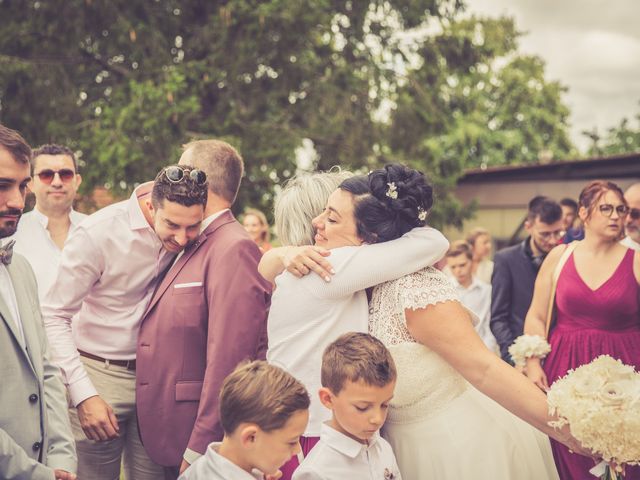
[79, 49, 131, 78]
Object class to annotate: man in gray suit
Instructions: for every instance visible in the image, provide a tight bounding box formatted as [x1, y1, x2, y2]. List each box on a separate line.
[0, 124, 77, 480]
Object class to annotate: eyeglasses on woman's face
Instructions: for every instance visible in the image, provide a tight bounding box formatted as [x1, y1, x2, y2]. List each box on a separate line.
[598, 203, 629, 218]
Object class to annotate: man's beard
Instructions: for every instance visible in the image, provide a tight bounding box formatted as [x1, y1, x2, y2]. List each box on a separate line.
[0, 209, 22, 238]
[532, 237, 553, 255]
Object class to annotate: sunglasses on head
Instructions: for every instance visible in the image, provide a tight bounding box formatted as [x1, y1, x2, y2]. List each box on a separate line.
[598, 204, 629, 217]
[35, 169, 76, 184]
[161, 166, 207, 186]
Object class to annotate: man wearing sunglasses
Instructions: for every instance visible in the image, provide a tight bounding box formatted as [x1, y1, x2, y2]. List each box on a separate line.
[491, 196, 564, 364]
[136, 140, 271, 479]
[621, 183, 640, 251]
[41, 164, 208, 480]
[10, 144, 86, 300]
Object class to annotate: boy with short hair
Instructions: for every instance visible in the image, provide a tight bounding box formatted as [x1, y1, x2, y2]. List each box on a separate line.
[179, 361, 310, 480]
[293, 332, 402, 480]
[445, 240, 498, 352]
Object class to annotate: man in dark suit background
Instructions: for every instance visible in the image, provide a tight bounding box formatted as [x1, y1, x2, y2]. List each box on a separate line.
[490, 196, 564, 364]
[135, 140, 271, 479]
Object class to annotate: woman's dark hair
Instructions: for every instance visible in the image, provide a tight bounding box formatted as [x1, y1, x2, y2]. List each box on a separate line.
[339, 163, 433, 244]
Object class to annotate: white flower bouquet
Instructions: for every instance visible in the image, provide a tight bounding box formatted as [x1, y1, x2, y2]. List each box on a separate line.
[547, 355, 640, 479]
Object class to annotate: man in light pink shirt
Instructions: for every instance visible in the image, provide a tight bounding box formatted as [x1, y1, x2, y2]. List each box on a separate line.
[42, 164, 208, 480]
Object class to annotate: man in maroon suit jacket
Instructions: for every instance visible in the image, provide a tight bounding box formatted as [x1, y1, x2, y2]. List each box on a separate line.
[136, 140, 271, 479]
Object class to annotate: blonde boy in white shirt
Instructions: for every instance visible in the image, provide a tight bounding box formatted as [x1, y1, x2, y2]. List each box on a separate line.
[293, 332, 402, 480]
[179, 361, 310, 480]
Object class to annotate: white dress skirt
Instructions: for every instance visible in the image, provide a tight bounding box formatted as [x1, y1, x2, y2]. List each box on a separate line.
[369, 268, 559, 480]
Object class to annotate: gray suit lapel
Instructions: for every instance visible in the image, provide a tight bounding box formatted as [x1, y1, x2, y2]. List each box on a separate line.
[0, 282, 25, 348]
[3, 263, 38, 374]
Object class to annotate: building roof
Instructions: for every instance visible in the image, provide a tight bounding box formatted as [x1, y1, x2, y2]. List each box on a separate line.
[459, 151, 640, 184]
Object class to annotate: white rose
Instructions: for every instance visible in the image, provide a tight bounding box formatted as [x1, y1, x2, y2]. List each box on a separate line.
[596, 379, 635, 407]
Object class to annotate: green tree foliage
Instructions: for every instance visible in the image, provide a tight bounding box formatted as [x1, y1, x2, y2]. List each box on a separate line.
[386, 16, 574, 227]
[599, 106, 640, 155]
[0, 1, 574, 230]
[0, 0, 456, 210]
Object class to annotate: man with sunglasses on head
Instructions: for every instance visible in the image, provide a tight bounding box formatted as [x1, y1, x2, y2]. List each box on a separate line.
[41, 164, 208, 480]
[136, 140, 271, 479]
[490, 196, 564, 365]
[621, 183, 640, 251]
[10, 144, 86, 300]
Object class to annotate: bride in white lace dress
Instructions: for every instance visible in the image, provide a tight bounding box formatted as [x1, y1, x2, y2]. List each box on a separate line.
[369, 267, 559, 479]
[334, 165, 591, 479]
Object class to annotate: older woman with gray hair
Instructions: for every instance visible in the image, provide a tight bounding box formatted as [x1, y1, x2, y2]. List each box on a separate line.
[274, 168, 352, 247]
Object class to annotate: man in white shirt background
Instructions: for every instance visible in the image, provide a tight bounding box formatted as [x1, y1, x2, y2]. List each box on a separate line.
[42, 164, 208, 480]
[622, 182, 640, 251]
[11, 144, 86, 300]
[445, 240, 498, 353]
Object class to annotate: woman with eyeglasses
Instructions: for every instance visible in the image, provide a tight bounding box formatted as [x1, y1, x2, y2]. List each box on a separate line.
[522, 180, 640, 480]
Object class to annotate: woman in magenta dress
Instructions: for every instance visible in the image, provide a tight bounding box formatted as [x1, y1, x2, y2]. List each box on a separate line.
[523, 180, 640, 480]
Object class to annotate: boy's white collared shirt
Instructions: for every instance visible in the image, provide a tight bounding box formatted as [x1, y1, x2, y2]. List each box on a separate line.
[178, 442, 263, 480]
[293, 423, 402, 480]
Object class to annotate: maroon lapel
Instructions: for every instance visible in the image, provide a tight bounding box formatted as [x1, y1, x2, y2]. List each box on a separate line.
[142, 210, 236, 319]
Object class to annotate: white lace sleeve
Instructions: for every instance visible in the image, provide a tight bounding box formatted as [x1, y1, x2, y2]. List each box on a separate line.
[397, 267, 460, 311]
[369, 267, 462, 346]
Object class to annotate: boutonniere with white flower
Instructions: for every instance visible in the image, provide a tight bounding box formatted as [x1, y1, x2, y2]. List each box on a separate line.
[384, 467, 396, 479]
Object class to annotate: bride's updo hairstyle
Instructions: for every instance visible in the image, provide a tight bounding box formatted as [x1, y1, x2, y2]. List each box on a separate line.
[339, 163, 433, 244]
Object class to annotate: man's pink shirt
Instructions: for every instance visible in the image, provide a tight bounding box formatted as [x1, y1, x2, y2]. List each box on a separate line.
[42, 186, 174, 406]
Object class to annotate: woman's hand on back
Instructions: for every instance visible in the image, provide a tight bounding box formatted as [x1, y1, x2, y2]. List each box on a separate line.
[280, 246, 334, 282]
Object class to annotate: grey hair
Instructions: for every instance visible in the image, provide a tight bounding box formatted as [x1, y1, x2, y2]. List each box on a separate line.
[274, 168, 353, 246]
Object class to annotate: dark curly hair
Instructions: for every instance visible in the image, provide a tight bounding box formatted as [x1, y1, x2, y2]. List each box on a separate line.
[151, 165, 208, 209]
[339, 164, 433, 244]
[32, 144, 78, 170]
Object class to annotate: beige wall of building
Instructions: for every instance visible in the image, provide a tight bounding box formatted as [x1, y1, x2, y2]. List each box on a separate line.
[444, 153, 640, 244]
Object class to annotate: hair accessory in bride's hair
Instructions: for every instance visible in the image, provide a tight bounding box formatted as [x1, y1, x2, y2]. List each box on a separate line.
[417, 206, 428, 221]
[386, 182, 398, 199]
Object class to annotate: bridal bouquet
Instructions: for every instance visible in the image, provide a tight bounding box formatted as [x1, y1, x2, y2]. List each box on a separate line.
[547, 355, 640, 480]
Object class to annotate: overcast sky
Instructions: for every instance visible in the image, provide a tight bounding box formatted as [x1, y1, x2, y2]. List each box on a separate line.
[464, 0, 640, 153]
